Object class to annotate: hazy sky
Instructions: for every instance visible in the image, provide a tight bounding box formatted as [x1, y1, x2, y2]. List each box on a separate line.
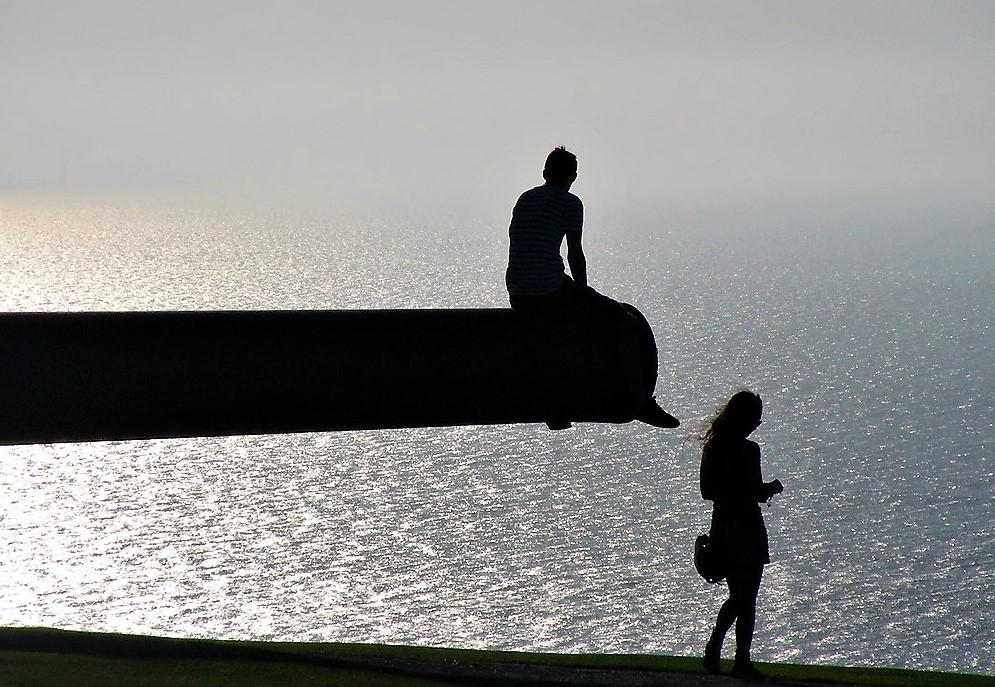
[2, 1, 993, 217]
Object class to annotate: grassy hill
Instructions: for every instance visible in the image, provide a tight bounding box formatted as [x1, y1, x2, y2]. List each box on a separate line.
[0, 627, 990, 687]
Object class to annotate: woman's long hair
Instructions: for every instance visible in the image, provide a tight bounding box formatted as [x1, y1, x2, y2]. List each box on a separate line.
[700, 390, 763, 447]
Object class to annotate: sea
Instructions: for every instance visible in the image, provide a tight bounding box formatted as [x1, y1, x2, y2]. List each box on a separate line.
[1, 194, 992, 676]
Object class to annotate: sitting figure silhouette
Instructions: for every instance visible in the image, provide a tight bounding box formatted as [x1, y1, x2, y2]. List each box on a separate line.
[699, 390, 783, 679]
[505, 146, 592, 311]
[504, 146, 679, 429]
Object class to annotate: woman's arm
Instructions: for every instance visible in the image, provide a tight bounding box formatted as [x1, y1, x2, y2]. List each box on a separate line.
[749, 441, 783, 502]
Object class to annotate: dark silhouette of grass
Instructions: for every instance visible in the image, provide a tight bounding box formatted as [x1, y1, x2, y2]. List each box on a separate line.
[0, 627, 989, 687]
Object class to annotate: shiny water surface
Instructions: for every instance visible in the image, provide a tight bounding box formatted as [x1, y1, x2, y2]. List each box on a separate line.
[1, 197, 992, 674]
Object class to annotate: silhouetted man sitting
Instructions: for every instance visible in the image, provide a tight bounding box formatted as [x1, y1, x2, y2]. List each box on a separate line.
[504, 147, 679, 429]
[505, 147, 592, 311]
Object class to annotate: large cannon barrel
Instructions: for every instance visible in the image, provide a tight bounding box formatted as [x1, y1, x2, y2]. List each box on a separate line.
[0, 306, 672, 445]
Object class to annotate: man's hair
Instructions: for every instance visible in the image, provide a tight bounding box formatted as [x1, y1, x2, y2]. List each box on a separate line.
[543, 146, 577, 184]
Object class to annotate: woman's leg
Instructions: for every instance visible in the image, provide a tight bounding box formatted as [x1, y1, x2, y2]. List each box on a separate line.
[728, 564, 764, 675]
[704, 578, 740, 673]
[711, 594, 738, 644]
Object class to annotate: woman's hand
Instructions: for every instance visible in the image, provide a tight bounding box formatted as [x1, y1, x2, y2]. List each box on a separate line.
[762, 480, 784, 501]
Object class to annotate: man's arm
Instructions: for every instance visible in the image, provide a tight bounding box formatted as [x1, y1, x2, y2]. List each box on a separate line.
[566, 231, 587, 287]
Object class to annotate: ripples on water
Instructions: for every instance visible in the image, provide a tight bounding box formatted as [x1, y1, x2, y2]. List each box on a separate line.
[1, 197, 992, 674]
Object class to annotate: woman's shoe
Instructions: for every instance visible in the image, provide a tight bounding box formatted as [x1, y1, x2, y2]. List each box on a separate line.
[702, 638, 721, 674]
[730, 660, 765, 681]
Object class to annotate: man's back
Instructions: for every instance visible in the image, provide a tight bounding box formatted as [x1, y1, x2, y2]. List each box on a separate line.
[505, 184, 584, 298]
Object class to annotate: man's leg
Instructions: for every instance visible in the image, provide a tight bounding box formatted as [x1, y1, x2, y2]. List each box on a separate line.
[564, 281, 680, 428]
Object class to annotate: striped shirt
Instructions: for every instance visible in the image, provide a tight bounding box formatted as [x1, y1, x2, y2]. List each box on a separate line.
[505, 184, 584, 297]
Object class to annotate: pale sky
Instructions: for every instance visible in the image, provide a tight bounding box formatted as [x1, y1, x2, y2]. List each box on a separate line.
[1, 0, 993, 218]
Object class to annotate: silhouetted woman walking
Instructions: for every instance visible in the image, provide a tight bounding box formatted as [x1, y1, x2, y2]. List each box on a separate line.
[699, 390, 783, 679]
